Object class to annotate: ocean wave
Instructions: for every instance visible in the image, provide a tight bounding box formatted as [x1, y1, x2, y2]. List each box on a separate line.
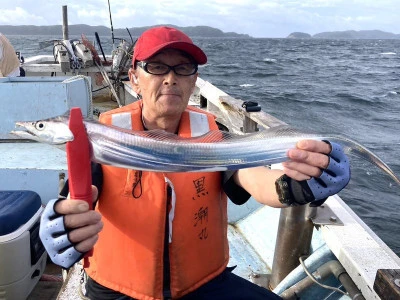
[263, 58, 277, 63]
[213, 63, 241, 68]
[252, 72, 277, 78]
[334, 92, 375, 105]
[383, 91, 398, 97]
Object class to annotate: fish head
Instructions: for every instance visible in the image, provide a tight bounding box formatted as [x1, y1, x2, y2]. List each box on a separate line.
[11, 117, 74, 144]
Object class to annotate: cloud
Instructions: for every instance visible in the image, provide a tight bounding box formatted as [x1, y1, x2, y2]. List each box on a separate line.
[0, 7, 45, 25]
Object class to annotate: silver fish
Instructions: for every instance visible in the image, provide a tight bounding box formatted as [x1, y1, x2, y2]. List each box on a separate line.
[11, 115, 400, 184]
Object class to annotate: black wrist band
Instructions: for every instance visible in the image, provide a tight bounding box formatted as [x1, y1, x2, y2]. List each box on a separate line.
[275, 174, 296, 206]
[275, 174, 327, 206]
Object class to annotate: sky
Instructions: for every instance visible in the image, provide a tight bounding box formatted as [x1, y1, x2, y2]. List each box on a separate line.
[0, 0, 399, 38]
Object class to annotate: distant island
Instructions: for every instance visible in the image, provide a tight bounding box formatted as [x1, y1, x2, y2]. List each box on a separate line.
[2, 25, 398, 39]
[287, 30, 400, 39]
[0, 24, 251, 38]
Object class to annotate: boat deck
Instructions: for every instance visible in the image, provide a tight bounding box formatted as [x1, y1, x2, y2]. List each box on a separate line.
[27, 262, 63, 300]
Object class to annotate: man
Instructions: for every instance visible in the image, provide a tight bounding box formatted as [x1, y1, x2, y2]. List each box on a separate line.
[39, 26, 350, 299]
[0, 33, 20, 77]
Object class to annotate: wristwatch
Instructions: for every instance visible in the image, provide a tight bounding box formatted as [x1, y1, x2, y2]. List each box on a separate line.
[275, 174, 295, 206]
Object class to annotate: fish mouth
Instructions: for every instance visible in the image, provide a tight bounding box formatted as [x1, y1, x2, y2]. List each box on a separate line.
[15, 122, 30, 129]
[11, 122, 42, 142]
[10, 122, 63, 145]
[10, 128, 41, 141]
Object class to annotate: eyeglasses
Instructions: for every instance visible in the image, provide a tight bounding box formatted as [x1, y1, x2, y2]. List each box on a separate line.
[136, 61, 198, 76]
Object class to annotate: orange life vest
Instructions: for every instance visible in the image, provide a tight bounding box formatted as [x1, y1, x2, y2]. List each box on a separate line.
[86, 101, 229, 300]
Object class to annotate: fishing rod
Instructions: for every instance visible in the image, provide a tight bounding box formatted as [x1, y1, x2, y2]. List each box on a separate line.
[95, 32, 107, 63]
[107, 0, 115, 49]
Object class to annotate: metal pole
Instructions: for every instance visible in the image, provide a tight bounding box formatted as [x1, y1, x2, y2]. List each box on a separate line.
[107, 0, 115, 49]
[62, 5, 69, 40]
[269, 205, 316, 289]
[280, 260, 365, 300]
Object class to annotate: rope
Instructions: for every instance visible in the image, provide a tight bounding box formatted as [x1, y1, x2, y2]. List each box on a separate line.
[95, 60, 123, 107]
[40, 273, 63, 282]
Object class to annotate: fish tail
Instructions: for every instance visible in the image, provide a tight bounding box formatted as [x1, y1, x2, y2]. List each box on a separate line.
[330, 136, 400, 185]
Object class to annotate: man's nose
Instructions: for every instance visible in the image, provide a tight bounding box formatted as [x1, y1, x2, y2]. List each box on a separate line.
[163, 69, 178, 85]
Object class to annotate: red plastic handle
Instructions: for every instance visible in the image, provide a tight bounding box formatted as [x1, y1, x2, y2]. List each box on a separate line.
[66, 107, 92, 207]
[66, 107, 93, 267]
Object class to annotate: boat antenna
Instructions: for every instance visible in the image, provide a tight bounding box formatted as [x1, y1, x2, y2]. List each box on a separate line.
[126, 27, 134, 44]
[107, 0, 115, 49]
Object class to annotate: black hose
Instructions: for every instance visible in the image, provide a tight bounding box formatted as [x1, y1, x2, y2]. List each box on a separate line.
[95, 32, 107, 63]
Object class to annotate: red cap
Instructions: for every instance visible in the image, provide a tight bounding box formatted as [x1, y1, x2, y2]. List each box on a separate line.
[132, 26, 207, 67]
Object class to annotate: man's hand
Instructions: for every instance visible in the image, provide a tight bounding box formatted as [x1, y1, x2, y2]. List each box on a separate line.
[282, 140, 350, 201]
[39, 186, 103, 268]
[283, 140, 331, 181]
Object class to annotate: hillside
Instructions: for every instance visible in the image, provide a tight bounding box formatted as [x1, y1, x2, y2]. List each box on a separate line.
[313, 30, 399, 39]
[0, 24, 251, 38]
[287, 29, 400, 39]
[287, 32, 312, 39]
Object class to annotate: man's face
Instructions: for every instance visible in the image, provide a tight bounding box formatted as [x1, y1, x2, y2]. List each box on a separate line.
[133, 48, 198, 120]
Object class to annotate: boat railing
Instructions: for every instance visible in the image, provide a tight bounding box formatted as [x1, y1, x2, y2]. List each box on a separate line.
[193, 77, 285, 133]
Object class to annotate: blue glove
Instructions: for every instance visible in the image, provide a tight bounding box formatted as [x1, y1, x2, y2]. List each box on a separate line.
[39, 198, 83, 269]
[307, 141, 351, 201]
[275, 142, 350, 206]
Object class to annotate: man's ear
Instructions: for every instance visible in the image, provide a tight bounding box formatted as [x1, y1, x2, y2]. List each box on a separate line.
[190, 73, 198, 94]
[128, 68, 138, 83]
[128, 68, 141, 94]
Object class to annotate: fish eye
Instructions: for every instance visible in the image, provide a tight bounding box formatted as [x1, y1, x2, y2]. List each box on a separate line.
[35, 122, 45, 131]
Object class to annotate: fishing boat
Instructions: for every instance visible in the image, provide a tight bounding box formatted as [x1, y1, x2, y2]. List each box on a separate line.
[19, 5, 133, 113]
[1, 5, 399, 300]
